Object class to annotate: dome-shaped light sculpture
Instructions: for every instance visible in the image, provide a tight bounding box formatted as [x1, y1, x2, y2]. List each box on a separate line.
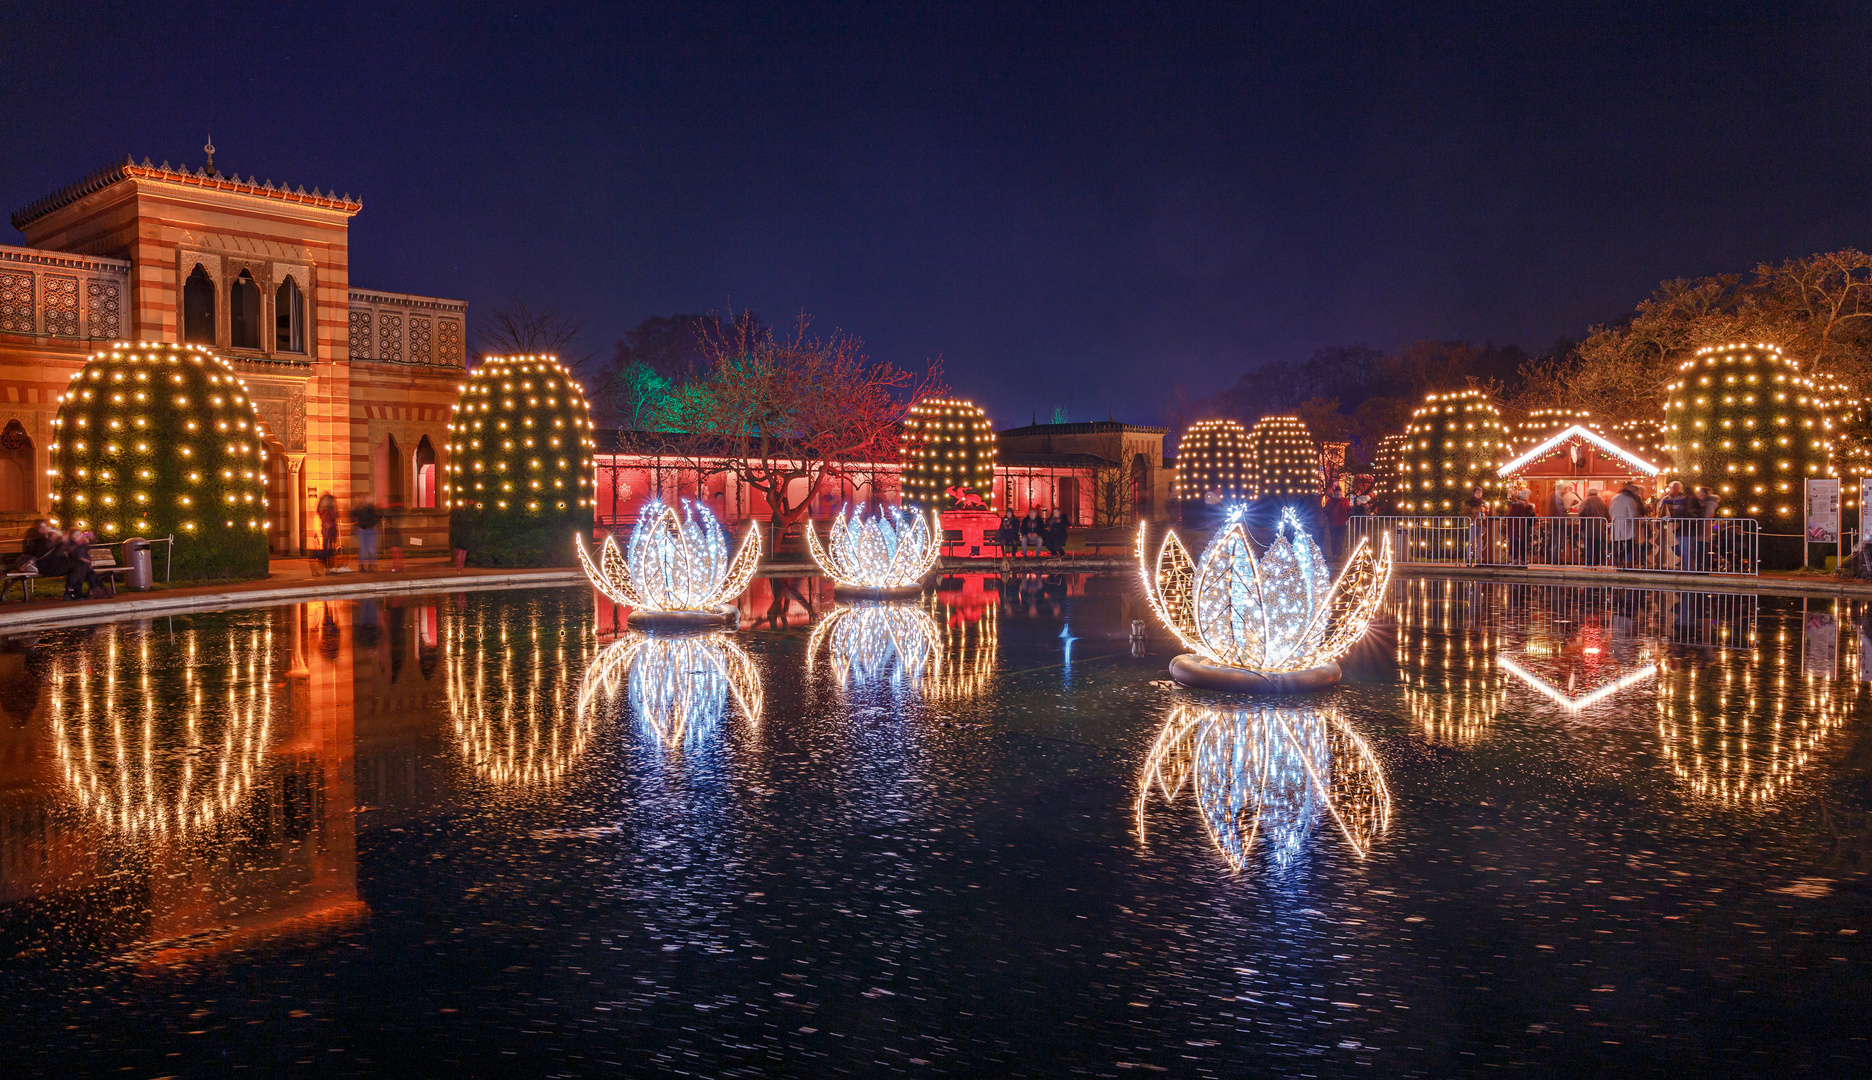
[901, 398, 998, 509]
[1247, 414, 1318, 499]
[1662, 343, 1831, 520]
[1135, 702, 1391, 873]
[1516, 407, 1598, 452]
[447, 354, 596, 567]
[577, 498, 760, 628]
[1138, 506, 1393, 693]
[1174, 419, 1252, 504]
[580, 631, 764, 752]
[805, 505, 939, 596]
[1398, 388, 1510, 513]
[807, 602, 944, 693]
[51, 341, 270, 580]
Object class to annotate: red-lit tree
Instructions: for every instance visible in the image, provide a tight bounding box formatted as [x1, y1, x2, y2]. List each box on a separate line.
[678, 314, 943, 549]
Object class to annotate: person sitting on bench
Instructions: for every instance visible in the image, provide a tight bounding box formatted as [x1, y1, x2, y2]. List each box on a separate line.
[17, 521, 105, 600]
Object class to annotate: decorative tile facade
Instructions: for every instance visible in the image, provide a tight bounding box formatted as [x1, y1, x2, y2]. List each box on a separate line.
[86, 279, 120, 339]
[43, 275, 78, 337]
[0, 271, 34, 333]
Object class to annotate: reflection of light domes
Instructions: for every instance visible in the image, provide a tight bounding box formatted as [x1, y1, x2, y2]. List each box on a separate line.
[446, 607, 599, 790]
[51, 621, 277, 835]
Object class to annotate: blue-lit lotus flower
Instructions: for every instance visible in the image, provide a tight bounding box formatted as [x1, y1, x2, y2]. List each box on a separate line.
[577, 499, 761, 612]
[807, 602, 944, 692]
[1135, 702, 1390, 872]
[579, 631, 763, 751]
[806, 505, 939, 589]
[1139, 506, 1393, 674]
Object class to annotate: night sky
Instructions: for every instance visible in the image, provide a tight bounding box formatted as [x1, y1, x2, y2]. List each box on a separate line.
[5, 3, 1871, 428]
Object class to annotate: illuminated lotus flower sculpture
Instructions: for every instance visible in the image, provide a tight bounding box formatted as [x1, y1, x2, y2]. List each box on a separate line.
[805, 505, 939, 593]
[1136, 702, 1391, 872]
[1139, 506, 1393, 692]
[577, 499, 760, 623]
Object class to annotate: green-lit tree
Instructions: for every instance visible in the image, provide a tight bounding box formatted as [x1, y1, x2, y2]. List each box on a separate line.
[51, 341, 269, 580]
[446, 355, 596, 566]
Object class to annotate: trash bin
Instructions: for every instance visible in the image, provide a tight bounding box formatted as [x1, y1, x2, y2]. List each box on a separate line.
[122, 537, 154, 591]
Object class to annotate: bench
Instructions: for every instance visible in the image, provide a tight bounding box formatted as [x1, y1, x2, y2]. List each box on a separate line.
[1, 544, 129, 601]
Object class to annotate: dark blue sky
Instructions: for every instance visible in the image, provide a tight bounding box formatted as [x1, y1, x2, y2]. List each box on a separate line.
[6, 2, 1870, 427]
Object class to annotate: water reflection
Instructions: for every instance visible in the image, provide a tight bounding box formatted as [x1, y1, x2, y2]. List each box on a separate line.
[808, 602, 942, 694]
[51, 621, 278, 836]
[924, 585, 998, 701]
[1136, 702, 1390, 872]
[445, 606, 598, 790]
[582, 632, 763, 752]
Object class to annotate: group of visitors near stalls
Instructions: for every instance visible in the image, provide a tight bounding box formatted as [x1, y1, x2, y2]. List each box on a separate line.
[9, 520, 116, 600]
[310, 494, 408, 575]
[1458, 479, 1736, 569]
[995, 509, 1070, 558]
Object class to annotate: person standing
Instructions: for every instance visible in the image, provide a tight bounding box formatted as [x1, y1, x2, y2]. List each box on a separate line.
[1610, 482, 1643, 569]
[1463, 486, 1490, 566]
[1507, 488, 1536, 566]
[1660, 481, 1691, 570]
[316, 492, 338, 573]
[1324, 488, 1353, 561]
[1697, 486, 1721, 570]
[1579, 487, 1610, 566]
[354, 500, 382, 572]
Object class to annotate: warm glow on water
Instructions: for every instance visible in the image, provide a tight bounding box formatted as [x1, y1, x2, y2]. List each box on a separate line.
[1, 575, 1868, 1074]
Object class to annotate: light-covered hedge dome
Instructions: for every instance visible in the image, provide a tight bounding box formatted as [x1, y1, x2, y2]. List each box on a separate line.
[1398, 388, 1510, 513]
[446, 354, 596, 566]
[1247, 414, 1318, 498]
[1662, 343, 1831, 520]
[1174, 418, 1251, 503]
[901, 397, 998, 509]
[50, 341, 269, 580]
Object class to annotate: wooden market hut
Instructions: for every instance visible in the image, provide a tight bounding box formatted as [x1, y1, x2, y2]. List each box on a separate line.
[1497, 424, 1662, 508]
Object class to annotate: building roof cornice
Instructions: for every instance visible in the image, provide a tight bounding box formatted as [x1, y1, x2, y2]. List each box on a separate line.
[12, 156, 364, 231]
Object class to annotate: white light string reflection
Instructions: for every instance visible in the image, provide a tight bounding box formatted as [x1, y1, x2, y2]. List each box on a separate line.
[1497, 653, 1660, 712]
[446, 606, 599, 790]
[808, 602, 944, 693]
[580, 632, 764, 752]
[1136, 702, 1391, 873]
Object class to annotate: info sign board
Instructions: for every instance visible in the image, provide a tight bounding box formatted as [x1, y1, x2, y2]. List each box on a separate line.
[1807, 478, 1842, 567]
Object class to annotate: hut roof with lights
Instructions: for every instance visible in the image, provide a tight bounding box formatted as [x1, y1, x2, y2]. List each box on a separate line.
[1497, 424, 1660, 503]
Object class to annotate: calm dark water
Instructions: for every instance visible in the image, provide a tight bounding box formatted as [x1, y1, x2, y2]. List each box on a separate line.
[1, 574, 1868, 1077]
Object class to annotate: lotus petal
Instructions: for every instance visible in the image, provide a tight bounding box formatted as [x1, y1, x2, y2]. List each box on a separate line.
[1297, 532, 1394, 670]
[1138, 522, 1213, 660]
[1193, 521, 1268, 668]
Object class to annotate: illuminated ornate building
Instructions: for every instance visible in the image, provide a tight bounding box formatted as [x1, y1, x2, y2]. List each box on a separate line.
[1, 150, 463, 552]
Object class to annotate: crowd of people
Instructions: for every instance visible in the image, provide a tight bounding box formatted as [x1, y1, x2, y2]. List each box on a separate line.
[313, 495, 406, 575]
[995, 509, 1070, 558]
[1458, 479, 1732, 570]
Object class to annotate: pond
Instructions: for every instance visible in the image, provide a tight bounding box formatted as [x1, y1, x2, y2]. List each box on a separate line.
[0, 574, 1868, 1077]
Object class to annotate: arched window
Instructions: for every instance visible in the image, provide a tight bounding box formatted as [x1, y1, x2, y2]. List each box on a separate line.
[275, 275, 305, 353]
[230, 270, 262, 350]
[376, 433, 406, 505]
[0, 421, 34, 513]
[183, 265, 215, 344]
[414, 436, 437, 508]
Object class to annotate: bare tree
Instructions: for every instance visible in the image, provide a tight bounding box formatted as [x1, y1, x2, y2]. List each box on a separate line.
[473, 296, 595, 370]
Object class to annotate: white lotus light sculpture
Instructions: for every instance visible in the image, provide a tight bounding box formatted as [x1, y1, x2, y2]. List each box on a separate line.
[578, 499, 760, 625]
[579, 631, 763, 752]
[806, 505, 939, 593]
[1139, 506, 1393, 692]
[808, 602, 944, 693]
[1136, 702, 1391, 872]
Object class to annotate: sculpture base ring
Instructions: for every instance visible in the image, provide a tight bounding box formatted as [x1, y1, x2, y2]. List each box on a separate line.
[626, 604, 741, 631]
[831, 582, 927, 600]
[1168, 654, 1341, 694]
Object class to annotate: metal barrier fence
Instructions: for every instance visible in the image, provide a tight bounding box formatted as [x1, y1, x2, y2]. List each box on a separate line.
[1350, 515, 1759, 576]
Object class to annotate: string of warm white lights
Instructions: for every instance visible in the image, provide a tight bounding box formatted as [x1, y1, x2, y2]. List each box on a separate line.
[1175, 418, 1251, 501]
[1497, 424, 1661, 479]
[446, 606, 598, 790]
[1137, 506, 1394, 674]
[577, 499, 761, 612]
[805, 505, 939, 588]
[1247, 415, 1319, 498]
